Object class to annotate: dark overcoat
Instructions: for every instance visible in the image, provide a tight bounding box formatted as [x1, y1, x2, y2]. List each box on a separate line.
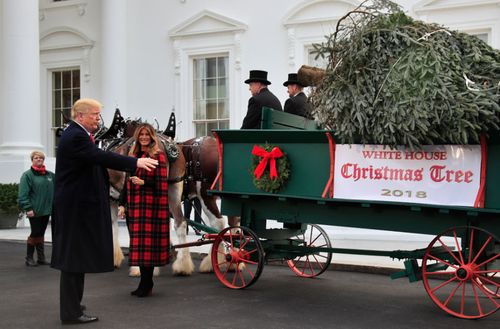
[241, 88, 283, 129]
[51, 121, 137, 273]
[127, 151, 169, 267]
[283, 92, 313, 119]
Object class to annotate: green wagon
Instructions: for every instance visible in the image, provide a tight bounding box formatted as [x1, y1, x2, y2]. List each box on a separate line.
[200, 109, 499, 319]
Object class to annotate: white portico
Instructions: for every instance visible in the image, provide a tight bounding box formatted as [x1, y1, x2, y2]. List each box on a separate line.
[0, 0, 43, 182]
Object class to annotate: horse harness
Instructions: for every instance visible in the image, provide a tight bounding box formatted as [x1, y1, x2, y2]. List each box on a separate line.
[182, 137, 209, 195]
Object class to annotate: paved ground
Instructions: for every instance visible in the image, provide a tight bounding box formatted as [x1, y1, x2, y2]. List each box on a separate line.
[4, 220, 441, 270]
[0, 240, 498, 329]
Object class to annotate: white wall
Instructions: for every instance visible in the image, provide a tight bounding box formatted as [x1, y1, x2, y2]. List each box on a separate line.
[0, 0, 498, 175]
[33, 0, 500, 143]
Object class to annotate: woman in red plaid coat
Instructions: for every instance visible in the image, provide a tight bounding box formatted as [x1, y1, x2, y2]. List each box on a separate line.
[118, 123, 169, 297]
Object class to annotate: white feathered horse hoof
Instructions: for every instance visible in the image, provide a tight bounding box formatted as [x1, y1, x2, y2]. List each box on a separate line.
[129, 266, 140, 277]
[172, 256, 195, 276]
[199, 254, 213, 273]
[128, 266, 161, 277]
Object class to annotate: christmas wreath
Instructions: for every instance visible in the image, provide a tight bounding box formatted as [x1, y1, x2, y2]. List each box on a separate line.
[250, 144, 291, 193]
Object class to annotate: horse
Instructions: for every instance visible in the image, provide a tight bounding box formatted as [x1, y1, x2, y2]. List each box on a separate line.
[104, 121, 231, 276]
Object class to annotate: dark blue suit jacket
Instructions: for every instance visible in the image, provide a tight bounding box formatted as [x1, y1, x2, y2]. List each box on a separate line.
[51, 121, 137, 273]
[284, 92, 312, 118]
[241, 88, 282, 129]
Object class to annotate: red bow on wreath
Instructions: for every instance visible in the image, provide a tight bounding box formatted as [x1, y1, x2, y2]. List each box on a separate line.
[251, 145, 284, 180]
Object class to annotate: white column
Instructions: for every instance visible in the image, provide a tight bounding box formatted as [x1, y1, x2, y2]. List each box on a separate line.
[101, 0, 127, 118]
[0, 0, 43, 156]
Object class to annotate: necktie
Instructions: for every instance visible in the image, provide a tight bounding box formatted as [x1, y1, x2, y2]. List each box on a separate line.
[90, 134, 95, 143]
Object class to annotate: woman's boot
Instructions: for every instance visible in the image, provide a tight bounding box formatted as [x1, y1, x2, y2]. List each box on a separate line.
[136, 267, 153, 297]
[35, 242, 49, 265]
[25, 238, 37, 267]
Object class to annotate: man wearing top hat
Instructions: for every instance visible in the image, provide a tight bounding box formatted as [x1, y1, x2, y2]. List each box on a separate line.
[241, 70, 282, 129]
[283, 73, 312, 119]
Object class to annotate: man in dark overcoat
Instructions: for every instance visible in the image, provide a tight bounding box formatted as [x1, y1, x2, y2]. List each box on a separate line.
[51, 98, 158, 325]
[283, 73, 313, 119]
[241, 70, 282, 129]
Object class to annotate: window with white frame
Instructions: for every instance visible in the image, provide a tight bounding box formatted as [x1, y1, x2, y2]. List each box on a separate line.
[471, 33, 489, 44]
[463, 29, 490, 45]
[52, 69, 80, 153]
[306, 45, 328, 69]
[192, 55, 229, 136]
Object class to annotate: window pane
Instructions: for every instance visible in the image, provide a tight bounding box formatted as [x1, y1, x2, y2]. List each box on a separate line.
[194, 100, 206, 120]
[53, 109, 61, 127]
[195, 123, 206, 137]
[194, 58, 205, 79]
[207, 121, 219, 134]
[54, 72, 61, 89]
[206, 100, 217, 119]
[62, 108, 71, 122]
[73, 89, 80, 103]
[54, 90, 61, 108]
[219, 120, 229, 130]
[218, 78, 227, 98]
[62, 71, 71, 88]
[206, 79, 217, 99]
[217, 57, 227, 77]
[218, 100, 229, 119]
[194, 80, 204, 100]
[206, 58, 217, 78]
[72, 70, 80, 88]
[63, 90, 72, 108]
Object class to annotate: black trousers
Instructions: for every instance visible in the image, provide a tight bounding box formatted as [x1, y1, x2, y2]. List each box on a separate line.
[60, 271, 85, 321]
[28, 215, 49, 238]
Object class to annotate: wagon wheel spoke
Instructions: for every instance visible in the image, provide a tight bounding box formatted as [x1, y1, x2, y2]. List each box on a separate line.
[239, 256, 260, 266]
[453, 231, 465, 264]
[426, 253, 459, 270]
[423, 270, 456, 277]
[441, 280, 462, 307]
[468, 229, 475, 265]
[422, 226, 500, 319]
[295, 256, 315, 276]
[474, 270, 500, 299]
[287, 224, 332, 278]
[471, 278, 500, 307]
[211, 226, 264, 289]
[435, 235, 462, 266]
[477, 253, 500, 269]
[472, 236, 493, 265]
[430, 276, 459, 295]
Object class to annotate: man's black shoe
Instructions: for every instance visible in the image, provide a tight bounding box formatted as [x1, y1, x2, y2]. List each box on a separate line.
[61, 314, 98, 325]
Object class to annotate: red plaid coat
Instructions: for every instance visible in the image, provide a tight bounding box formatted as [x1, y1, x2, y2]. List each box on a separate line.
[127, 151, 169, 266]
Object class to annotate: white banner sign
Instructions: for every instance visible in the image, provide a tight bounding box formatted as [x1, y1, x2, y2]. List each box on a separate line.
[333, 144, 482, 207]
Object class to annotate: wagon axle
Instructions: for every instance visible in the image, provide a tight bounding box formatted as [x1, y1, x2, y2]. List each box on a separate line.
[456, 266, 474, 281]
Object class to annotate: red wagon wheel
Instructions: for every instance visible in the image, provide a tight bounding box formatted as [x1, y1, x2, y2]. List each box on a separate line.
[286, 224, 332, 278]
[211, 226, 264, 289]
[422, 226, 500, 319]
[475, 238, 500, 299]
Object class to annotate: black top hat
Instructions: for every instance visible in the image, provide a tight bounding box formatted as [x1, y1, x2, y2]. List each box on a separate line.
[283, 73, 304, 87]
[245, 70, 271, 85]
